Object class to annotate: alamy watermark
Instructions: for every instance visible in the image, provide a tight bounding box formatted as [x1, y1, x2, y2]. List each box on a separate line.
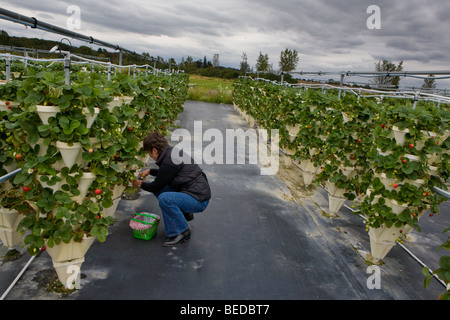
[170, 121, 279, 175]
[366, 265, 381, 289]
[367, 5, 381, 30]
[66, 5, 81, 30]
[66, 264, 81, 289]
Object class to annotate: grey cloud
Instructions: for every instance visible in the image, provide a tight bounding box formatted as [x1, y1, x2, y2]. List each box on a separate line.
[0, 0, 448, 71]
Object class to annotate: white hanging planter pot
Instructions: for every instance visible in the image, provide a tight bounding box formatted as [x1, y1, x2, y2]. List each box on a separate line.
[3, 162, 17, 174]
[340, 166, 356, 179]
[0, 207, 24, 229]
[309, 148, 318, 157]
[71, 172, 96, 203]
[328, 195, 346, 214]
[426, 152, 441, 165]
[108, 95, 133, 111]
[45, 235, 95, 263]
[392, 126, 409, 145]
[429, 165, 439, 177]
[138, 110, 146, 119]
[301, 170, 316, 186]
[36, 105, 61, 125]
[53, 257, 85, 290]
[107, 97, 121, 111]
[0, 100, 18, 113]
[391, 200, 408, 215]
[403, 178, 425, 189]
[376, 148, 392, 157]
[299, 159, 317, 173]
[29, 138, 49, 157]
[368, 225, 413, 260]
[102, 197, 121, 218]
[325, 180, 346, 198]
[83, 107, 99, 129]
[286, 124, 300, 136]
[283, 146, 296, 156]
[56, 141, 82, 168]
[112, 184, 126, 200]
[0, 226, 23, 248]
[117, 162, 127, 173]
[376, 172, 397, 191]
[122, 96, 133, 105]
[370, 194, 392, 207]
[52, 159, 66, 171]
[89, 137, 101, 148]
[341, 112, 351, 123]
[37, 174, 62, 193]
[75, 151, 88, 169]
[404, 153, 420, 162]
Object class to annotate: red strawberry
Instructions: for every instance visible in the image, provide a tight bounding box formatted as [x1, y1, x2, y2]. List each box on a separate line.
[392, 183, 399, 189]
[22, 186, 31, 192]
[408, 143, 414, 149]
[95, 189, 102, 195]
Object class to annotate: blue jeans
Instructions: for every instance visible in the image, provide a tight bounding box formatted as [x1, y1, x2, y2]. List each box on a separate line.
[153, 186, 209, 237]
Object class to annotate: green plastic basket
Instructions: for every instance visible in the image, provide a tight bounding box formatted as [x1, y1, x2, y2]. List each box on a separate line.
[130, 213, 160, 240]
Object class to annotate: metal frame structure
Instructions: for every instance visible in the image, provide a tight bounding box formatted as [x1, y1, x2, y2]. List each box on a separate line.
[0, 7, 158, 68]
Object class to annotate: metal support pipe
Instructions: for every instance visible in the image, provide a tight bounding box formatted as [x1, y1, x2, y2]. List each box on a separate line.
[432, 186, 450, 199]
[338, 73, 345, 99]
[107, 62, 112, 81]
[0, 254, 38, 300]
[0, 8, 153, 62]
[119, 49, 123, 72]
[5, 53, 10, 82]
[64, 53, 71, 85]
[0, 169, 21, 184]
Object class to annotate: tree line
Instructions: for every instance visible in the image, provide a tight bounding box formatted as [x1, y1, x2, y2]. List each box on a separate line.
[0, 30, 437, 89]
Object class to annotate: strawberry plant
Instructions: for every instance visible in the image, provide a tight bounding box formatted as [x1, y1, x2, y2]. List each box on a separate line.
[1, 66, 188, 258]
[232, 76, 449, 261]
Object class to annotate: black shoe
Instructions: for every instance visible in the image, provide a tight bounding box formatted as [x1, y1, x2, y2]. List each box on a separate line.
[183, 212, 194, 221]
[162, 229, 191, 247]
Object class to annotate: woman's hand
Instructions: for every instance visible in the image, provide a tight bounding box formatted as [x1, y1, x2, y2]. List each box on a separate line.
[139, 169, 150, 178]
[132, 178, 143, 188]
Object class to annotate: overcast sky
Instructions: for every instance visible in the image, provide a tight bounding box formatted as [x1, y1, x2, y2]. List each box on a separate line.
[0, 1, 449, 87]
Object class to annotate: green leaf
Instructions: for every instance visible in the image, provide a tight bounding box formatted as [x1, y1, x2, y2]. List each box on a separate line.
[91, 226, 108, 242]
[89, 202, 100, 214]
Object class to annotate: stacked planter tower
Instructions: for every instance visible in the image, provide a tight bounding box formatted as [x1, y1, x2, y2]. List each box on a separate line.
[0, 59, 188, 289]
[232, 77, 449, 264]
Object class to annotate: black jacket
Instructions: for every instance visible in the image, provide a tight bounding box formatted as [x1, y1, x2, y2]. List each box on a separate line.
[141, 146, 211, 202]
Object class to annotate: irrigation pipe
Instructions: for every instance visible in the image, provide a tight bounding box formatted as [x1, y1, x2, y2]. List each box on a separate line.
[0, 169, 21, 184]
[0, 168, 33, 301]
[241, 75, 450, 105]
[0, 253, 38, 300]
[279, 148, 447, 289]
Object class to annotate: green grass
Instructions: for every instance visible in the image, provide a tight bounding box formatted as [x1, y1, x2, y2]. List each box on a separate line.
[187, 74, 234, 104]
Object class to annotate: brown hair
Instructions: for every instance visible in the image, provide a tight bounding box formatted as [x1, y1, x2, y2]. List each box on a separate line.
[143, 131, 168, 154]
